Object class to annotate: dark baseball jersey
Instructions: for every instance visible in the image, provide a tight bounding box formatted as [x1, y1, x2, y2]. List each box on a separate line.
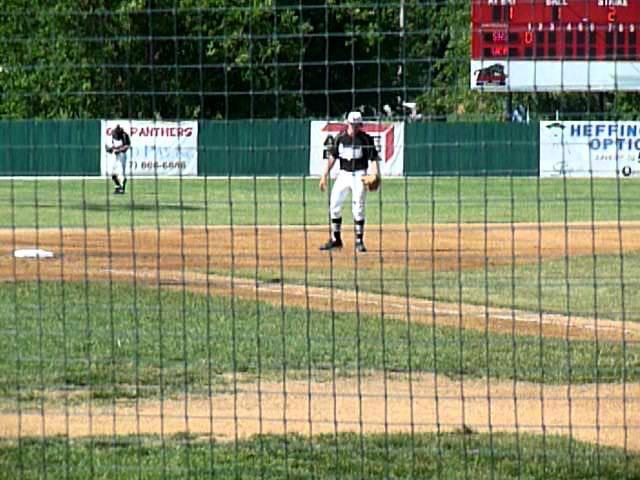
[330, 130, 380, 172]
[112, 130, 131, 151]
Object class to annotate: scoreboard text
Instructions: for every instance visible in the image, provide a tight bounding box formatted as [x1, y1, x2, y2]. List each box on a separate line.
[471, 0, 640, 91]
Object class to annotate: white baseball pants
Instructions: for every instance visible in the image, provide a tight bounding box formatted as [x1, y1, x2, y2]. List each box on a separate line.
[329, 169, 366, 221]
[110, 153, 127, 184]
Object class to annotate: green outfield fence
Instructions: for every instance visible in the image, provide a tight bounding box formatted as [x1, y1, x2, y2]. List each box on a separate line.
[0, 120, 538, 177]
[0, 120, 100, 176]
[404, 122, 539, 176]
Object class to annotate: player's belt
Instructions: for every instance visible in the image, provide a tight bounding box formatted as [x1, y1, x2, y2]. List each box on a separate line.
[339, 157, 366, 172]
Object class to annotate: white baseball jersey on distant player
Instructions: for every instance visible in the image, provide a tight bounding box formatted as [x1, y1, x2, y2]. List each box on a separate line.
[109, 136, 128, 179]
[328, 129, 379, 221]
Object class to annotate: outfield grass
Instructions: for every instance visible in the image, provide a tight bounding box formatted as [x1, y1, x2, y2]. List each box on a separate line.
[1, 282, 638, 401]
[1, 177, 640, 228]
[1, 432, 638, 480]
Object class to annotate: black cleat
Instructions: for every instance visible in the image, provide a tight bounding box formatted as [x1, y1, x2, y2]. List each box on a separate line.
[320, 239, 343, 251]
[355, 242, 367, 253]
[114, 187, 125, 195]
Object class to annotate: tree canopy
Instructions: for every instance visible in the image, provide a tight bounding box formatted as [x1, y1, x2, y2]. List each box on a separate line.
[1, 1, 637, 120]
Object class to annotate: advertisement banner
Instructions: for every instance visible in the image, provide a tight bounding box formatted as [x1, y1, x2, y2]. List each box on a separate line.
[540, 121, 640, 178]
[309, 121, 404, 177]
[100, 120, 198, 177]
[471, 61, 640, 92]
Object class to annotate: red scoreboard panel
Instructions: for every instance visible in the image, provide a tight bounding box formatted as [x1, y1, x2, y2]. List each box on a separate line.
[471, 1, 640, 91]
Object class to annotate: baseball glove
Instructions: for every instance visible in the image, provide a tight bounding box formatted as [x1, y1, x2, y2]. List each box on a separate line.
[105, 144, 114, 154]
[361, 174, 381, 192]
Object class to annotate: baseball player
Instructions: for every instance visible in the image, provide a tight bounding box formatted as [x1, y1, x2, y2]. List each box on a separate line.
[105, 124, 131, 194]
[319, 111, 381, 252]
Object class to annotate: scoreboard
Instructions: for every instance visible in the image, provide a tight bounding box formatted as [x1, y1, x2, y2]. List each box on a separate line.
[471, 0, 640, 91]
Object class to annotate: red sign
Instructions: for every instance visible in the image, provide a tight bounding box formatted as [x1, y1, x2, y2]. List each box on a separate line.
[321, 123, 395, 161]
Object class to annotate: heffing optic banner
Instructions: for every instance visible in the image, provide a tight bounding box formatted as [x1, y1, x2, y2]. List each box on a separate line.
[540, 121, 640, 178]
[101, 120, 199, 177]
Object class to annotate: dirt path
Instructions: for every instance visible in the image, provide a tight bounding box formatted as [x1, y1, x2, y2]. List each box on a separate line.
[2, 374, 639, 452]
[1, 223, 639, 450]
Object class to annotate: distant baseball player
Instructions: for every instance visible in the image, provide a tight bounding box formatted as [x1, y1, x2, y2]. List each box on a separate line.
[319, 111, 381, 252]
[105, 124, 131, 194]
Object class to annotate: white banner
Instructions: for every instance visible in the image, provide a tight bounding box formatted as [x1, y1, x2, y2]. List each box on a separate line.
[100, 120, 198, 177]
[471, 60, 640, 92]
[309, 121, 404, 177]
[540, 121, 640, 178]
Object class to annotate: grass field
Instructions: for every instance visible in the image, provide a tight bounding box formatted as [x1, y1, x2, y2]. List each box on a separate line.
[2, 177, 639, 475]
[1, 282, 638, 402]
[1, 432, 639, 480]
[1, 177, 640, 227]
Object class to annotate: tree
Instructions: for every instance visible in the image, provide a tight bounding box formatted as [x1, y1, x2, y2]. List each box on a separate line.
[1, 1, 107, 118]
[2, 0, 638, 120]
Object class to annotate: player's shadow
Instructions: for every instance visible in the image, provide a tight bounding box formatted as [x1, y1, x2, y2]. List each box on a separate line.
[82, 202, 203, 212]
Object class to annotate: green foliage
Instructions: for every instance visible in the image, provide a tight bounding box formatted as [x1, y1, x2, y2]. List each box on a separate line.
[1, 1, 105, 118]
[1, 1, 308, 119]
[1, 1, 639, 119]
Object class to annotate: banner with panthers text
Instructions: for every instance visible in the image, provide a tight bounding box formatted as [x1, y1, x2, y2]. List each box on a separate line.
[100, 120, 199, 177]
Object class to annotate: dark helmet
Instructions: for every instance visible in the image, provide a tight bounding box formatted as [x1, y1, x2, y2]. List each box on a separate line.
[112, 124, 124, 139]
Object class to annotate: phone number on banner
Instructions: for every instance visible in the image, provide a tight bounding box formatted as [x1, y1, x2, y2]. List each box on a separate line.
[129, 161, 188, 170]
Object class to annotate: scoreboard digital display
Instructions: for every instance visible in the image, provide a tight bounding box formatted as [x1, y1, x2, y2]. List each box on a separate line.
[471, 0, 640, 91]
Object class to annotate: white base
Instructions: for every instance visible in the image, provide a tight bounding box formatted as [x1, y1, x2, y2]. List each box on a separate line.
[14, 249, 55, 259]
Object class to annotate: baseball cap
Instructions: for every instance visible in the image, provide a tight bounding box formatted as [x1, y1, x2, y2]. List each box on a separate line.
[347, 111, 363, 125]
